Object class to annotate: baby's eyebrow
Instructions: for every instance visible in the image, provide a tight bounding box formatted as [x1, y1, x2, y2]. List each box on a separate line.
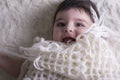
[55, 18, 64, 22]
[75, 19, 89, 24]
[75, 19, 87, 23]
[55, 18, 89, 25]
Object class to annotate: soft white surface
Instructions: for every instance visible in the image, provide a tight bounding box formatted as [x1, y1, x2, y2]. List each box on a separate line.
[20, 33, 120, 80]
[0, 0, 120, 80]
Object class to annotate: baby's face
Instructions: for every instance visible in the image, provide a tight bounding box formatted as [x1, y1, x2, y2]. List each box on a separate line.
[53, 8, 93, 44]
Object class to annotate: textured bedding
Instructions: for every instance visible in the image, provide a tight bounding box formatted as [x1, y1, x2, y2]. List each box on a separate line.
[19, 30, 120, 80]
[0, 0, 120, 80]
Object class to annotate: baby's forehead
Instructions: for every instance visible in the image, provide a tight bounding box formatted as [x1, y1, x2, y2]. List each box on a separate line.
[56, 7, 91, 18]
[55, 8, 92, 22]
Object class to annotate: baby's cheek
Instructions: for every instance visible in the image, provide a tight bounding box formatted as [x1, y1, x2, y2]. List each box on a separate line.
[53, 33, 61, 41]
[76, 31, 82, 37]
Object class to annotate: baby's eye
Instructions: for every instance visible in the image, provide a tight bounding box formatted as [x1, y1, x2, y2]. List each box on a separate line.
[56, 22, 66, 27]
[75, 23, 84, 27]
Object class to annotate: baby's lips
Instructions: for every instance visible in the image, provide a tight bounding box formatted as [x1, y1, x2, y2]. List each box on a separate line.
[62, 37, 76, 44]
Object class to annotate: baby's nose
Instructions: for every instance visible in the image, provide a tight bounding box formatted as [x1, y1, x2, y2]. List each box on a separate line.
[64, 26, 74, 33]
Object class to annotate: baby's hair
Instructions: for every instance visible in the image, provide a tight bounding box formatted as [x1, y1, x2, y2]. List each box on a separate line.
[53, 0, 99, 24]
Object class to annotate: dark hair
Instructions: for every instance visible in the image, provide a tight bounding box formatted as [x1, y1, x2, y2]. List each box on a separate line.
[53, 0, 99, 24]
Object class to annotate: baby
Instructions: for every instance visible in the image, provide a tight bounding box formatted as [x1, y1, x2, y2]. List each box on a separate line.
[0, 0, 119, 80]
[19, 0, 120, 80]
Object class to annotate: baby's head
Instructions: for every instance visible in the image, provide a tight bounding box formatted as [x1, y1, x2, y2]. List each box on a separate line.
[52, 0, 99, 44]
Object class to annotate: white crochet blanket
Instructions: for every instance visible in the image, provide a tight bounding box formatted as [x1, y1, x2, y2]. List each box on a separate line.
[19, 22, 120, 80]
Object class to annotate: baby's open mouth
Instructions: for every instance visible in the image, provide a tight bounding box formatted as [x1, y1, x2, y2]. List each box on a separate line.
[62, 37, 76, 44]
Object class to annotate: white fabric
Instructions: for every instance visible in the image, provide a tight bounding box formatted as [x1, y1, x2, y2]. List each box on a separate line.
[19, 19, 120, 79]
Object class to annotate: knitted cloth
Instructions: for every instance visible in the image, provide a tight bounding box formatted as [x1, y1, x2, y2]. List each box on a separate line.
[19, 24, 120, 80]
